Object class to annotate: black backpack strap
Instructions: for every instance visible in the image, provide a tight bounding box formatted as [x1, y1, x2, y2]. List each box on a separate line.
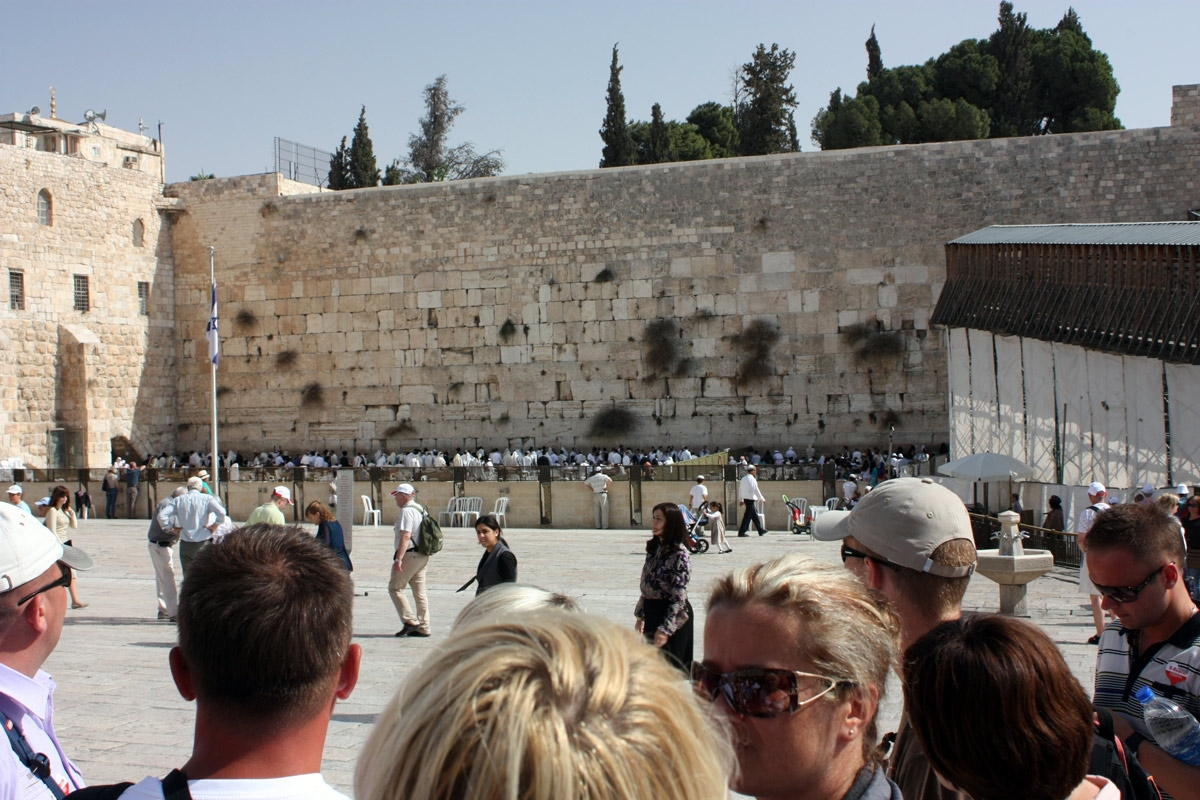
[1095, 706, 1116, 740]
[161, 769, 191, 800]
[2, 710, 66, 800]
[64, 783, 134, 800]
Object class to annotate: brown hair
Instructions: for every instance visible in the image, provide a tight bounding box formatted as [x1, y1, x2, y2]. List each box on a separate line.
[305, 500, 335, 522]
[1085, 502, 1186, 566]
[177, 524, 353, 726]
[50, 485, 70, 508]
[649, 503, 688, 551]
[902, 615, 1093, 800]
[855, 537, 975, 615]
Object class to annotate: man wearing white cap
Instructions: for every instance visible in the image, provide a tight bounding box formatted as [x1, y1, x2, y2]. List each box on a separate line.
[814, 477, 976, 800]
[1078, 481, 1111, 645]
[389, 484, 430, 637]
[246, 487, 293, 526]
[4, 488, 30, 517]
[155, 478, 227, 577]
[0, 503, 93, 799]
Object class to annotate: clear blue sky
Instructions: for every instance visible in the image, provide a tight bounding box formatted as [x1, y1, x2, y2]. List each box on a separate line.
[3, 0, 1195, 184]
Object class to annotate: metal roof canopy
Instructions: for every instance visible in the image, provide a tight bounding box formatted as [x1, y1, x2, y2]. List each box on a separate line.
[950, 222, 1200, 247]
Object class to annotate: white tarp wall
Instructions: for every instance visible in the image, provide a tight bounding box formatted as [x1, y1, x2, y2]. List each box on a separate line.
[946, 329, 1195, 493]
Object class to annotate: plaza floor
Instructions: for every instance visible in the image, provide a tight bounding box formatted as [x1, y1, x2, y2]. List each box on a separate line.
[47, 517, 1099, 795]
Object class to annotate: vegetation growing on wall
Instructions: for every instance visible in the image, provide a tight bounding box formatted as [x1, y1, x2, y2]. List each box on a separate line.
[275, 349, 298, 368]
[234, 309, 257, 331]
[732, 318, 780, 386]
[842, 321, 905, 362]
[642, 318, 680, 376]
[499, 319, 517, 342]
[300, 383, 324, 408]
[588, 406, 639, 439]
[384, 420, 416, 437]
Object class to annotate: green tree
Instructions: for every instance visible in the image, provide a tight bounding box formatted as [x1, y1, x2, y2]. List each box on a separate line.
[866, 25, 884, 80]
[599, 44, 637, 167]
[988, 2, 1036, 136]
[1032, 15, 1120, 133]
[189, 169, 215, 181]
[327, 136, 350, 190]
[811, 90, 883, 150]
[347, 106, 380, 188]
[386, 75, 504, 184]
[686, 102, 739, 157]
[645, 103, 672, 163]
[735, 44, 799, 156]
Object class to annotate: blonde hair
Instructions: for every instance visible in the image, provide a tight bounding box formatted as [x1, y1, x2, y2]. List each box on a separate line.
[453, 583, 582, 631]
[356, 611, 734, 800]
[708, 553, 901, 760]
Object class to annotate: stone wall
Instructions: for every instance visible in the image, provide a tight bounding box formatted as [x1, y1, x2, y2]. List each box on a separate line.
[0, 144, 175, 466]
[1172, 85, 1200, 129]
[165, 87, 1200, 457]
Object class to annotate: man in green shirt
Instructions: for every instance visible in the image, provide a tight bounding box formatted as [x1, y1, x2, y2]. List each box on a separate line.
[246, 486, 293, 525]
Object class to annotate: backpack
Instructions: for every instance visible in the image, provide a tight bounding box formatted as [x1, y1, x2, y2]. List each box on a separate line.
[1091, 707, 1164, 800]
[414, 504, 443, 556]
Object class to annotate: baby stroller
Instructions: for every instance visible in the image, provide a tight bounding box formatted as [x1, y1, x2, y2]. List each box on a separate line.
[781, 494, 812, 539]
[679, 504, 711, 554]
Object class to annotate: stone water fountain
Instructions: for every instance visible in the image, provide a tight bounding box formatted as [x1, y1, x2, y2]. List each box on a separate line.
[974, 509, 1055, 616]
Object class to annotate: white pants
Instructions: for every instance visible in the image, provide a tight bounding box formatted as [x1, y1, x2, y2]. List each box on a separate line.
[593, 493, 609, 529]
[147, 541, 179, 616]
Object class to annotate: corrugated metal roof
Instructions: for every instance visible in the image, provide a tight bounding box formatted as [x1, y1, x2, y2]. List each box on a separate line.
[949, 222, 1200, 247]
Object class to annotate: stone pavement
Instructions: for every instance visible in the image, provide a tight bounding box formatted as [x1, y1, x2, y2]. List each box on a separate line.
[46, 518, 1098, 795]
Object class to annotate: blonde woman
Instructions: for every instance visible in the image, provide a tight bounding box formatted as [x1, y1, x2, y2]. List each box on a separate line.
[356, 611, 733, 800]
[45, 485, 86, 608]
[697, 554, 902, 800]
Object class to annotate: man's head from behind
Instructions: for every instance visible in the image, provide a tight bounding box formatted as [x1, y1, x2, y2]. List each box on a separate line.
[814, 478, 977, 619]
[1084, 503, 1187, 630]
[174, 524, 357, 727]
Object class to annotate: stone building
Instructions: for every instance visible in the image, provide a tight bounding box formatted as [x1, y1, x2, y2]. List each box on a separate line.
[3, 85, 1200, 468]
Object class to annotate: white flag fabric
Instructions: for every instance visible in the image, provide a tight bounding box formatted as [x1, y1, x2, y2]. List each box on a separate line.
[206, 283, 219, 367]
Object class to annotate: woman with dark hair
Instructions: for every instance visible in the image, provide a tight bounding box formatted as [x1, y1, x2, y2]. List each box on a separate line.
[1044, 495, 1065, 532]
[45, 485, 86, 608]
[472, 514, 517, 596]
[304, 500, 352, 571]
[903, 615, 1117, 800]
[634, 502, 692, 673]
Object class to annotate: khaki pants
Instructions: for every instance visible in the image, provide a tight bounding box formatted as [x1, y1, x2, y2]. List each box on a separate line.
[593, 493, 609, 529]
[389, 552, 430, 632]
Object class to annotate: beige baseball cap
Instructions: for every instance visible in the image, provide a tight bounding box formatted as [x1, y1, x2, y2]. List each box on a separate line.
[813, 477, 976, 578]
[0, 504, 93, 594]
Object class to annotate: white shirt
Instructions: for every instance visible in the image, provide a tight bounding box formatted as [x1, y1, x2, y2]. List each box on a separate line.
[393, 501, 424, 553]
[738, 473, 764, 503]
[689, 484, 709, 508]
[0, 664, 83, 800]
[121, 773, 348, 800]
[1077, 500, 1111, 535]
[585, 473, 612, 494]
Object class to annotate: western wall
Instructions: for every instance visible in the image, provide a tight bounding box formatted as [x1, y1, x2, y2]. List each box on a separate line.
[165, 85, 1200, 459]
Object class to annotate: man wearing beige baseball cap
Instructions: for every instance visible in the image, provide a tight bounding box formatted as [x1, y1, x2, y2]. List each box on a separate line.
[814, 477, 976, 800]
[0, 503, 93, 798]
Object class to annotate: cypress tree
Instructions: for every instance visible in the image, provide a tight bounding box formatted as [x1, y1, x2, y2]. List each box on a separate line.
[328, 136, 350, 190]
[599, 44, 636, 167]
[645, 103, 671, 163]
[347, 106, 380, 188]
[735, 44, 799, 156]
[866, 25, 884, 80]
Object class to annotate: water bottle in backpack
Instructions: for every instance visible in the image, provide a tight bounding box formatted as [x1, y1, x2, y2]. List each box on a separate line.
[1135, 685, 1200, 766]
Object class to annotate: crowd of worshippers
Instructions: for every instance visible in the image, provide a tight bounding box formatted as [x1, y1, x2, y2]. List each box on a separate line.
[10, 475, 1195, 800]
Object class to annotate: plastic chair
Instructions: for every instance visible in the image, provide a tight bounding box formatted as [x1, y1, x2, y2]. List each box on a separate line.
[825, 497, 840, 510]
[491, 497, 509, 527]
[438, 497, 461, 526]
[361, 495, 381, 526]
[455, 496, 484, 527]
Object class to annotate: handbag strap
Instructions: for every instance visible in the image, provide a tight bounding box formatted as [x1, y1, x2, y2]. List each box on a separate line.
[2, 710, 66, 800]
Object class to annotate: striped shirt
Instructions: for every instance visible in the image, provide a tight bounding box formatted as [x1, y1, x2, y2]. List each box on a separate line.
[1094, 613, 1200, 739]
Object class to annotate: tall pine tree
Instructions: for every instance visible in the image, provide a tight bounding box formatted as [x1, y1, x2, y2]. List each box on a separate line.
[735, 44, 799, 156]
[599, 44, 636, 167]
[328, 136, 350, 190]
[866, 25, 884, 80]
[645, 103, 672, 163]
[347, 106, 380, 188]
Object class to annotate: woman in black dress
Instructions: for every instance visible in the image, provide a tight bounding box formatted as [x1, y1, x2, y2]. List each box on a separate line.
[473, 514, 517, 595]
[634, 502, 693, 674]
[304, 500, 352, 571]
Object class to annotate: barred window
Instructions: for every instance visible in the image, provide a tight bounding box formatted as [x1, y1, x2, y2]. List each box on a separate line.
[37, 190, 52, 226]
[138, 281, 149, 315]
[73, 275, 90, 312]
[9, 271, 24, 311]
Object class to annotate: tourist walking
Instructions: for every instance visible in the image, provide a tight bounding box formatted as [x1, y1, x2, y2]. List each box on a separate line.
[470, 514, 517, 596]
[306, 500, 352, 571]
[103, 467, 120, 518]
[634, 502, 693, 674]
[707, 501, 731, 553]
[44, 485, 87, 609]
[737, 464, 767, 536]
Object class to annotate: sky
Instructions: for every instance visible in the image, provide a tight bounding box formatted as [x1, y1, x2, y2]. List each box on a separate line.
[3, 1, 1196, 185]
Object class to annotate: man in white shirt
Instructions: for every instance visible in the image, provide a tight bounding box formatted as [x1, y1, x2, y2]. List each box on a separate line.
[0, 504, 93, 800]
[389, 484, 430, 638]
[101, 526, 360, 800]
[584, 468, 613, 529]
[689, 476, 709, 514]
[737, 465, 767, 536]
[1078, 481, 1112, 645]
[156, 478, 227, 577]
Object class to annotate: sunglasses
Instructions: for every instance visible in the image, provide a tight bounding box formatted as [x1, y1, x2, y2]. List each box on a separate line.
[690, 662, 843, 718]
[1091, 564, 1167, 604]
[16, 563, 72, 606]
[840, 543, 900, 570]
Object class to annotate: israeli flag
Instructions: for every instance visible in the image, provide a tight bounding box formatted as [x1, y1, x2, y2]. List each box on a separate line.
[206, 283, 219, 367]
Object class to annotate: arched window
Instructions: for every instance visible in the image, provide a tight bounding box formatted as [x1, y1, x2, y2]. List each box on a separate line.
[37, 190, 52, 226]
[132, 219, 145, 247]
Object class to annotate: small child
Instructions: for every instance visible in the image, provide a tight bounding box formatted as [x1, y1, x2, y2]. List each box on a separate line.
[706, 502, 731, 554]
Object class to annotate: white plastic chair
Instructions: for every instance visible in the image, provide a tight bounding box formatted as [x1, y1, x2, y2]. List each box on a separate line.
[455, 496, 484, 527]
[361, 495, 381, 526]
[491, 497, 509, 527]
[438, 497, 461, 526]
[825, 497, 840, 510]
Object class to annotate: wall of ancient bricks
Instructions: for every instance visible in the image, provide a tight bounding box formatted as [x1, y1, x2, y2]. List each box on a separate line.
[0, 143, 175, 466]
[164, 88, 1200, 458]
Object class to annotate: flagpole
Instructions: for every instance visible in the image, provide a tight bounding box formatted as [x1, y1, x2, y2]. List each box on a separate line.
[209, 246, 220, 501]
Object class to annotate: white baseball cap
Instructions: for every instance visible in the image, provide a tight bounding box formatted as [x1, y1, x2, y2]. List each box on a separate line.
[272, 486, 294, 505]
[391, 483, 416, 496]
[813, 477, 976, 578]
[0, 504, 92, 594]
[1178, 484, 1190, 496]
[5, 486, 21, 496]
[1088, 482, 1106, 496]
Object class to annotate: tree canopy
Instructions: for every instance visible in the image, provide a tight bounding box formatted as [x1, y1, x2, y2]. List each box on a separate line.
[599, 44, 637, 168]
[383, 75, 504, 184]
[328, 107, 380, 189]
[812, 3, 1120, 150]
[735, 44, 800, 156]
